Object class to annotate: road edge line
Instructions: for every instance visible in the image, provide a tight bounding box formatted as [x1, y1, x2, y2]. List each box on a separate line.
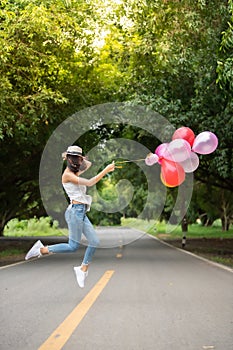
[0, 260, 26, 270]
[148, 234, 233, 274]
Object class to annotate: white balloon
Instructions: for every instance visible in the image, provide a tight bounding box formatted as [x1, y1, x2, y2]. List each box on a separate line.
[178, 152, 199, 173]
[163, 139, 191, 162]
[145, 153, 159, 166]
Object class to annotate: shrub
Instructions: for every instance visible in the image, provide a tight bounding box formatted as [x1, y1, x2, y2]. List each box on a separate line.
[4, 217, 62, 237]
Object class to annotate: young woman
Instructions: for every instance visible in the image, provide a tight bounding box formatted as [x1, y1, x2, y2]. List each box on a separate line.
[25, 145, 115, 288]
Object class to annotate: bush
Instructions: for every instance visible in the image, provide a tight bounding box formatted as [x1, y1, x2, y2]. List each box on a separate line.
[4, 217, 63, 237]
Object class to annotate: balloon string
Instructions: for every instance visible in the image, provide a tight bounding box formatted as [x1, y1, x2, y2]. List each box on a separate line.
[114, 159, 145, 168]
[115, 158, 145, 164]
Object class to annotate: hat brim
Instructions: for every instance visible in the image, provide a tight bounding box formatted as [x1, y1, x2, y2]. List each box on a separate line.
[62, 151, 84, 160]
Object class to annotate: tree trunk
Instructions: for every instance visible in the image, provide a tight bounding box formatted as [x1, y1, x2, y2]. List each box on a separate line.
[221, 216, 230, 231]
[181, 215, 188, 232]
[0, 224, 4, 237]
[0, 210, 13, 236]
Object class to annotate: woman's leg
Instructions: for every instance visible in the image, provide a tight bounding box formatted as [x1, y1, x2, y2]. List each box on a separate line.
[43, 205, 83, 254]
[47, 239, 79, 254]
[81, 215, 100, 268]
[74, 215, 99, 287]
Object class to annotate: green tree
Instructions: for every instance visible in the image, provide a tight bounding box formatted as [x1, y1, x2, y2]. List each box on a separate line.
[195, 183, 233, 231]
[117, 0, 232, 192]
[0, 0, 104, 234]
[217, 0, 233, 92]
[1, 0, 232, 235]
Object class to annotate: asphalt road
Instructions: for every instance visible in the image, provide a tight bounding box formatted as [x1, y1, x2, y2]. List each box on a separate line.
[0, 227, 233, 350]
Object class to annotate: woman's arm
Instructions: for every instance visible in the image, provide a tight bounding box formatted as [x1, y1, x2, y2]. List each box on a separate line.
[62, 162, 115, 186]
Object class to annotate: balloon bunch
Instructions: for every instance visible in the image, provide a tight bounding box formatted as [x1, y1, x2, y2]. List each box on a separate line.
[145, 127, 218, 187]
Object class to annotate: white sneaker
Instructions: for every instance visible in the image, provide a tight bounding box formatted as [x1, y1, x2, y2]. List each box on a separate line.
[74, 266, 88, 288]
[25, 240, 44, 260]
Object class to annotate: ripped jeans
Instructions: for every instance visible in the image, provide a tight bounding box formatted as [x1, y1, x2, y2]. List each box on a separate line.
[48, 204, 99, 265]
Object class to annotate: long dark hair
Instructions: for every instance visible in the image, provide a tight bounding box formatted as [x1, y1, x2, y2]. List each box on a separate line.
[66, 155, 87, 173]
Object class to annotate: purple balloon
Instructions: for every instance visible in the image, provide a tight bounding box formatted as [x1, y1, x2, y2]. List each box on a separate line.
[192, 131, 218, 155]
[155, 143, 168, 157]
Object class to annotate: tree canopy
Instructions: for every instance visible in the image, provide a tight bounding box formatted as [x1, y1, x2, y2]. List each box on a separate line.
[0, 0, 232, 234]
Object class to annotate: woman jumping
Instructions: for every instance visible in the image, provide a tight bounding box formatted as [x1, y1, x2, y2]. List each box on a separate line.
[25, 145, 115, 288]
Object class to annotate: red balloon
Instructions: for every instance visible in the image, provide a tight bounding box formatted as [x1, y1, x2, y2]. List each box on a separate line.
[161, 159, 185, 187]
[172, 127, 195, 147]
[160, 173, 176, 188]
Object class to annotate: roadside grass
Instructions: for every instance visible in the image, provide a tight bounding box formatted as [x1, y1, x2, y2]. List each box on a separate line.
[121, 218, 233, 239]
[4, 217, 67, 237]
[208, 256, 233, 266]
[0, 248, 25, 258]
[1, 217, 68, 265]
[5, 216, 233, 239]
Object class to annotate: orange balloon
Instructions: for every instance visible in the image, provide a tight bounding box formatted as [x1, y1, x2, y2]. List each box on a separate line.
[160, 159, 185, 187]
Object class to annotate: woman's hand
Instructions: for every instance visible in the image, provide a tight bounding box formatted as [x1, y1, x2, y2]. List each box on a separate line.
[105, 162, 115, 173]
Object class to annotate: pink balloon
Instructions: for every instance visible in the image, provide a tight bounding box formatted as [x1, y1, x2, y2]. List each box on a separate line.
[163, 139, 191, 163]
[178, 152, 199, 173]
[155, 143, 168, 157]
[192, 131, 218, 155]
[145, 153, 159, 166]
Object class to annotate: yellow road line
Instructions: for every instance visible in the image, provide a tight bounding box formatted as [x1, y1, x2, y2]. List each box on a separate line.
[38, 270, 114, 350]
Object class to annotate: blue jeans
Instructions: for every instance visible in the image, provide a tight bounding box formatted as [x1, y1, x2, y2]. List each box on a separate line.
[48, 204, 99, 265]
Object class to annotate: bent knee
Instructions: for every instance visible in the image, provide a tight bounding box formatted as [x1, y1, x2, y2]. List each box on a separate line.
[69, 240, 79, 252]
[91, 237, 100, 247]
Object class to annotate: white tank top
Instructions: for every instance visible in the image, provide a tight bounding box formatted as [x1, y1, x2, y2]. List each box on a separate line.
[62, 182, 92, 211]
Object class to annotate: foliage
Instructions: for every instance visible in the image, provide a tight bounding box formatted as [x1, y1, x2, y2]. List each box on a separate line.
[88, 179, 122, 225]
[0, 248, 25, 258]
[0, 0, 100, 234]
[0, 0, 232, 234]
[194, 183, 233, 230]
[217, 0, 233, 91]
[118, 0, 232, 190]
[121, 218, 233, 239]
[4, 216, 64, 237]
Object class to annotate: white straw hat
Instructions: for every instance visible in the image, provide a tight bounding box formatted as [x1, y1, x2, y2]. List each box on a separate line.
[66, 145, 84, 157]
[62, 145, 84, 160]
